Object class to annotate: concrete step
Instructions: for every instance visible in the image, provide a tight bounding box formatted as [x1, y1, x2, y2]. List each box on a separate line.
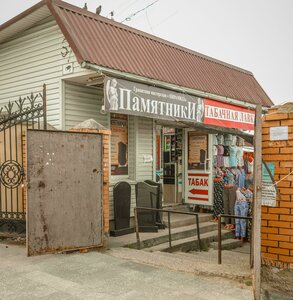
[144, 229, 234, 253]
[150, 248, 246, 263]
[162, 212, 213, 228]
[127, 221, 218, 249]
[210, 239, 243, 250]
[129, 222, 217, 249]
[162, 204, 191, 210]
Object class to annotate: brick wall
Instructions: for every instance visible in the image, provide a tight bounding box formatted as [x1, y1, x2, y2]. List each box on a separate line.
[262, 106, 293, 269]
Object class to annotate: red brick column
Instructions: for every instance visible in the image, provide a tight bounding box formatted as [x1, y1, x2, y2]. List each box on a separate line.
[262, 107, 293, 269]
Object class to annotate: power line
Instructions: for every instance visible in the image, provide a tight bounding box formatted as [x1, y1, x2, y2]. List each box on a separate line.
[152, 10, 178, 29]
[106, 0, 139, 18]
[121, 0, 159, 23]
[145, 10, 154, 34]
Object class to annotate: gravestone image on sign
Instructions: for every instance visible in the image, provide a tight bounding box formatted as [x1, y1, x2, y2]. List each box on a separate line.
[262, 162, 277, 207]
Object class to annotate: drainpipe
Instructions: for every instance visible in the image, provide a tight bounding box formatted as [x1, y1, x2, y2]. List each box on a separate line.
[81, 61, 268, 112]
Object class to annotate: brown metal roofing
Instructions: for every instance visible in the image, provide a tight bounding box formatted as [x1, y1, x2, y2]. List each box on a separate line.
[1, 0, 273, 107]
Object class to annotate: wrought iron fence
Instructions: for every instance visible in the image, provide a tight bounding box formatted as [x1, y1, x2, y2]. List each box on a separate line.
[217, 214, 252, 265]
[0, 84, 47, 233]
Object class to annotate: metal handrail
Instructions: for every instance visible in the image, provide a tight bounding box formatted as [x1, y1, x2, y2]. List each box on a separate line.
[218, 214, 252, 265]
[134, 207, 202, 251]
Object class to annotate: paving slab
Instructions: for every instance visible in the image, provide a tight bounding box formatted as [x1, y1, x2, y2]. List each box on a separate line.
[0, 242, 253, 300]
[109, 247, 252, 283]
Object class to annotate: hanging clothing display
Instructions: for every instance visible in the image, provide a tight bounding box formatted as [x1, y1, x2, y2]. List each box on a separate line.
[216, 144, 224, 167]
[213, 178, 225, 218]
[229, 145, 237, 167]
[223, 185, 237, 225]
[211, 133, 254, 241]
[234, 189, 249, 238]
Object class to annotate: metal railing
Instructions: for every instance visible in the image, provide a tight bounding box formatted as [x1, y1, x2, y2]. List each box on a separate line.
[218, 214, 252, 265]
[134, 207, 202, 251]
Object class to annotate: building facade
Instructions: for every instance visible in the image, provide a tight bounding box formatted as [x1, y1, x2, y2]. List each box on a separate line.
[0, 0, 273, 228]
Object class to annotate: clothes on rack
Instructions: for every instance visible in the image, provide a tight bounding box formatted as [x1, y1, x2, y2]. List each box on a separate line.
[223, 185, 237, 225]
[236, 147, 244, 167]
[216, 144, 224, 167]
[213, 178, 225, 218]
[234, 189, 248, 238]
[217, 134, 224, 145]
[212, 134, 254, 238]
[229, 145, 237, 167]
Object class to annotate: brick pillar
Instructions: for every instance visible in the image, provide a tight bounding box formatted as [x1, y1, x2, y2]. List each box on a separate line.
[262, 107, 293, 269]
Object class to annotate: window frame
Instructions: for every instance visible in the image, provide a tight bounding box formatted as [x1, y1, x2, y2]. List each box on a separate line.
[109, 113, 130, 179]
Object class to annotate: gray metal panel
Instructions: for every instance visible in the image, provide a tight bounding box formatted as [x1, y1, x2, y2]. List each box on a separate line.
[26, 130, 103, 256]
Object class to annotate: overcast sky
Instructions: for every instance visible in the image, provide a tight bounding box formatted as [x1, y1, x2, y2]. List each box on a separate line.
[1, 0, 292, 105]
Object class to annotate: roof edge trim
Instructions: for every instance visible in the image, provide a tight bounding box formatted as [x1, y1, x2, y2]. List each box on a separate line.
[82, 61, 263, 110]
[46, 0, 83, 62]
[0, 0, 46, 31]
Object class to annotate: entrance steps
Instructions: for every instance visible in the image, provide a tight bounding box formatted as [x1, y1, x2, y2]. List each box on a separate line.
[144, 228, 234, 252]
[132, 221, 217, 250]
[162, 212, 212, 228]
[210, 238, 243, 250]
[128, 205, 234, 252]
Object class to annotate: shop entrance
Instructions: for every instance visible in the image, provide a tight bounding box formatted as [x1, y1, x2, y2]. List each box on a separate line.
[155, 125, 183, 205]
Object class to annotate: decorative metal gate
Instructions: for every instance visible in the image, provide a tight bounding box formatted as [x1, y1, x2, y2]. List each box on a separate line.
[0, 85, 46, 233]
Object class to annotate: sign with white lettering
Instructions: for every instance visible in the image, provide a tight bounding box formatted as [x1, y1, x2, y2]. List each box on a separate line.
[104, 76, 204, 123]
[104, 77, 255, 130]
[204, 99, 255, 131]
[186, 173, 209, 203]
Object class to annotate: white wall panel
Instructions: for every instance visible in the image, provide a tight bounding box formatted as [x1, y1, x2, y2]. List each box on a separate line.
[64, 82, 108, 130]
[136, 117, 154, 181]
[0, 17, 93, 128]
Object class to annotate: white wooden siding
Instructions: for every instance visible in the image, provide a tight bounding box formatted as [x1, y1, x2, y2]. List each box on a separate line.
[128, 116, 136, 180]
[0, 17, 92, 128]
[136, 117, 154, 181]
[0, 15, 156, 221]
[109, 116, 154, 220]
[64, 82, 108, 129]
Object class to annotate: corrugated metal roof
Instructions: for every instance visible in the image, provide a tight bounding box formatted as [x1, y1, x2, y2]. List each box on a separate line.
[0, 0, 273, 107]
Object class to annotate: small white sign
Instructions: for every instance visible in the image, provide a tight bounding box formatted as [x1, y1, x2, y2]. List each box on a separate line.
[143, 155, 153, 163]
[270, 126, 288, 141]
[62, 63, 74, 75]
[262, 182, 276, 207]
[262, 162, 276, 207]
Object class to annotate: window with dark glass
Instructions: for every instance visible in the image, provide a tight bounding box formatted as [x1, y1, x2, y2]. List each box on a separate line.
[188, 133, 208, 170]
[110, 113, 128, 176]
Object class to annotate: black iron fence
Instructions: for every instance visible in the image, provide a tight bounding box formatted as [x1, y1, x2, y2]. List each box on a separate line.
[217, 214, 252, 265]
[0, 84, 47, 233]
